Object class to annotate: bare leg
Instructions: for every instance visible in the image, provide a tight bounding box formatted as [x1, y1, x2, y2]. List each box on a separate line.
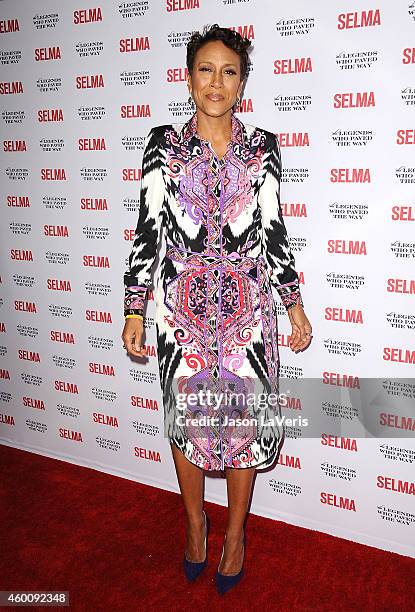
[171, 443, 206, 562]
[219, 466, 256, 574]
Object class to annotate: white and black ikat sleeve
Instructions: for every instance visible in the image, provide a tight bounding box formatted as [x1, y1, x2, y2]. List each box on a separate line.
[124, 128, 164, 317]
[259, 133, 303, 311]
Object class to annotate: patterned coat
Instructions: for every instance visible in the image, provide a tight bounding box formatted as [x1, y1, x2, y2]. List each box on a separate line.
[124, 111, 303, 471]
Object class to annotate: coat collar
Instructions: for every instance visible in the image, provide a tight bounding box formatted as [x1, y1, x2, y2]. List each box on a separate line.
[178, 111, 248, 148]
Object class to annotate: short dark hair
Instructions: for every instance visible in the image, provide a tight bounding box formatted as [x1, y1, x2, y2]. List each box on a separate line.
[186, 24, 252, 81]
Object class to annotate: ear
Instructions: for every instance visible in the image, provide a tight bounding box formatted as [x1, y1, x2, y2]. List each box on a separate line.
[187, 72, 192, 94]
[237, 80, 243, 97]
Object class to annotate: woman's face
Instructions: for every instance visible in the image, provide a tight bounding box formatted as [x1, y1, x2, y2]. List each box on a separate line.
[187, 40, 243, 119]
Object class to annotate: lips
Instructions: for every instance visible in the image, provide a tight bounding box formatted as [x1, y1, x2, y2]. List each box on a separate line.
[206, 94, 224, 101]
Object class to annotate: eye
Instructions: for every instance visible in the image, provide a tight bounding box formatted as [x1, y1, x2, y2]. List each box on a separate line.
[200, 66, 236, 74]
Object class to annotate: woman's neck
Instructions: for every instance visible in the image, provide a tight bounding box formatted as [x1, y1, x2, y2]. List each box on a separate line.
[195, 110, 233, 144]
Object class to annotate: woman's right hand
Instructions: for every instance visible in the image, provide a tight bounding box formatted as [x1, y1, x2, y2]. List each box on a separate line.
[121, 317, 147, 357]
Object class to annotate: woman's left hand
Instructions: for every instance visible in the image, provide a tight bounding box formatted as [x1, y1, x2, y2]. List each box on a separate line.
[287, 304, 312, 352]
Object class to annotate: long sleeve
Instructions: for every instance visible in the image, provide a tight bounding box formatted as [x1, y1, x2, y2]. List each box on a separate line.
[124, 127, 164, 318]
[259, 133, 303, 310]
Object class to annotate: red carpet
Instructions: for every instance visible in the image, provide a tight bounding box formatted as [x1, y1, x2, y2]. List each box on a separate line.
[1, 444, 413, 611]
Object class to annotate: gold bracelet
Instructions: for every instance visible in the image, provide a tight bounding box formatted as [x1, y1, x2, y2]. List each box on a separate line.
[125, 314, 143, 320]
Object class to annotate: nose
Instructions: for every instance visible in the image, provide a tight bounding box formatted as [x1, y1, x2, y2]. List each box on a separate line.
[210, 70, 223, 88]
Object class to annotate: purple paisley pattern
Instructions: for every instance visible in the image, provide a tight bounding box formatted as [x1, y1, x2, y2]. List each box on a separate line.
[124, 286, 147, 318]
[124, 112, 303, 471]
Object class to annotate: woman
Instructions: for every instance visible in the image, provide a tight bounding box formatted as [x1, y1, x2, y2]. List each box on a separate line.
[122, 24, 312, 594]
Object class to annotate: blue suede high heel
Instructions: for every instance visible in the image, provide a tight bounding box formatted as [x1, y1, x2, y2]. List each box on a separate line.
[183, 510, 209, 582]
[215, 534, 245, 595]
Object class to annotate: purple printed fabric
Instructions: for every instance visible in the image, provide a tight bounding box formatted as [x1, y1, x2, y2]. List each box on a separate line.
[275, 281, 304, 310]
[124, 285, 147, 317]
[123, 112, 303, 471]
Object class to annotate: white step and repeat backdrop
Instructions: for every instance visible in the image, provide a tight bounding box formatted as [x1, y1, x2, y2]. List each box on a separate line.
[1, 0, 414, 558]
